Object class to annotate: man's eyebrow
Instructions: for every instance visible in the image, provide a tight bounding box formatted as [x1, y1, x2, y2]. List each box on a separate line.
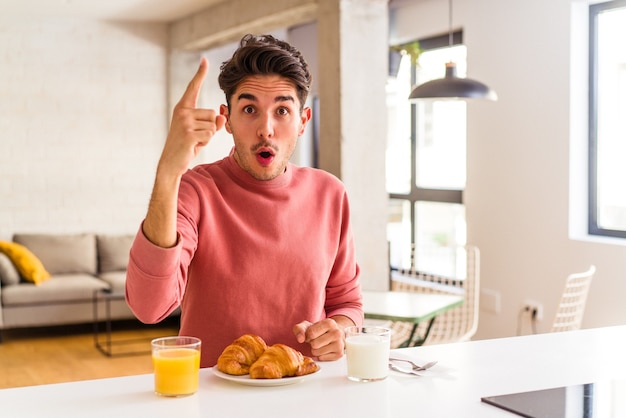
[274, 95, 295, 103]
[237, 93, 257, 102]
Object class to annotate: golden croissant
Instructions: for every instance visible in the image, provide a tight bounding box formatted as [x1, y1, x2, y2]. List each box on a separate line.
[249, 343, 320, 379]
[216, 334, 268, 375]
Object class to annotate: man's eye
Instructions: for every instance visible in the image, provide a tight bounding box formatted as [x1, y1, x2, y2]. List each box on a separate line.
[277, 107, 290, 116]
[243, 106, 255, 114]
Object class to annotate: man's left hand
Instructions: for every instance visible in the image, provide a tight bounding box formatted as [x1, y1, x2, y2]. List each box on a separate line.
[293, 316, 354, 361]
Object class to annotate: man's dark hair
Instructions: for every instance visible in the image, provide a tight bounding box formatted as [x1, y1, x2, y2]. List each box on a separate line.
[218, 34, 312, 110]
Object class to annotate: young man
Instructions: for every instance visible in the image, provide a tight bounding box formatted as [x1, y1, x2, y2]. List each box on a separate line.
[126, 34, 363, 367]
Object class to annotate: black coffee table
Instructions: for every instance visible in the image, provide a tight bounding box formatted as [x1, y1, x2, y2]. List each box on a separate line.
[92, 289, 152, 357]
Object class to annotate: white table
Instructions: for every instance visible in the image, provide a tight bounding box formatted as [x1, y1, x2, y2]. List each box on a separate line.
[2, 325, 626, 417]
[362, 290, 464, 346]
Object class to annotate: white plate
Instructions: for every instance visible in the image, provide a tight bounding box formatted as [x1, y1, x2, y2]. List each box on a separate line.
[211, 367, 321, 387]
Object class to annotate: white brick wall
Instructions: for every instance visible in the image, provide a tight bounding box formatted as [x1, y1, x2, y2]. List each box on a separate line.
[0, 17, 168, 239]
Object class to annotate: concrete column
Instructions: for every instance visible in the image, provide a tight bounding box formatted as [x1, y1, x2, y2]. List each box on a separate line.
[317, 0, 390, 290]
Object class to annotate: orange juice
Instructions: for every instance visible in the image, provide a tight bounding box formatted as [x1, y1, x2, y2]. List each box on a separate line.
[152, 348, 200, 396]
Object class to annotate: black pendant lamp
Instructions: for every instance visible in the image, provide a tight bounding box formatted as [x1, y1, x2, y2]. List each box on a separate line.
[408, 0, 497, 101]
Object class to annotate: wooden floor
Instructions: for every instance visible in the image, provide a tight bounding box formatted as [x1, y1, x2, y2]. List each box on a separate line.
[0, 319, 179, 389]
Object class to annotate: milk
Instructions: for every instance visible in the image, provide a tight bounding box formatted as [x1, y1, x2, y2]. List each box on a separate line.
[345, 330, 390, 382]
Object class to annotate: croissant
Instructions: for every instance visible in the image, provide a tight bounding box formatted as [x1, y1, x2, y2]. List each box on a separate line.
[216, 334, 268, 375]
[249, 343, 320, 379]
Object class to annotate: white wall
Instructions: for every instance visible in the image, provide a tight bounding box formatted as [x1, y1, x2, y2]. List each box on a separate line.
[392, 0, 626, 340]
[0, 17, 168, 238]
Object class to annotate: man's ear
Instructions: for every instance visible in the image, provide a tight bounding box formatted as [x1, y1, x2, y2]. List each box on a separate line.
[220, 104, 232, 133]
[298, 107, 312, 136]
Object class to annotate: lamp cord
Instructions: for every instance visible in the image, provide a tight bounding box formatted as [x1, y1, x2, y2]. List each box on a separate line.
[448, 0, 453, 48]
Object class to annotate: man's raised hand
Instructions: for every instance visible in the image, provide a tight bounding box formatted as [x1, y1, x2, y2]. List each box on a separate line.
[158, 57, 226, 179]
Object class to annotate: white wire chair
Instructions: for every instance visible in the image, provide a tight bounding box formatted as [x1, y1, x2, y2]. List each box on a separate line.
[551, 265, 596, 333]
[386, 245, 480, 348]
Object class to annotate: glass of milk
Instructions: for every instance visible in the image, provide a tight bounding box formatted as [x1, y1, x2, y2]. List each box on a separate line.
[345, 326, 391, 382]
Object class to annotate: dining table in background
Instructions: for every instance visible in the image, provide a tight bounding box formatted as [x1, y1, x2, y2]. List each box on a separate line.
[362, 289, 464, 346]
[3, 325, 625, 417]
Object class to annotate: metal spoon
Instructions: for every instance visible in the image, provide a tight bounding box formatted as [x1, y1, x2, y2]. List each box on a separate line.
[388, 363, 422, 376]
[389, 358, 438, 371]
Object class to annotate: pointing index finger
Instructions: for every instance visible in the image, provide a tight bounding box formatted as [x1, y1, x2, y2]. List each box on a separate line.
[178, 57, 209, 108]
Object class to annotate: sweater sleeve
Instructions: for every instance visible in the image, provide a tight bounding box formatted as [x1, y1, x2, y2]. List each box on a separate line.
[125, 226, 186, 323]
[324, 190, 364, 328]
[125, 177, 201, 323]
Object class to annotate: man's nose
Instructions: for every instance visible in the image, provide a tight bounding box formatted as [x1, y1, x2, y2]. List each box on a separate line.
[257, 113, 274, 138]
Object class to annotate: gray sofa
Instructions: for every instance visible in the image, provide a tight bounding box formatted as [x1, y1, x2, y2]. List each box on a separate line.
[0, 233, 138, 339]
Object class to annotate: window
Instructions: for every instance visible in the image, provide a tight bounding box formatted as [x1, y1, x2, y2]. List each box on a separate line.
[386, 32, 467, 274]
[589, 0, 626, 238]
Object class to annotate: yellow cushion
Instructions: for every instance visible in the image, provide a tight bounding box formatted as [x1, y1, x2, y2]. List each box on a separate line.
[0, 241, 51, 285]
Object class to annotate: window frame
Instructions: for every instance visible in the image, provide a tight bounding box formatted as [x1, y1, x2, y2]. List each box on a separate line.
[588, 0, 626, 239]
[388, 31, 464, 251]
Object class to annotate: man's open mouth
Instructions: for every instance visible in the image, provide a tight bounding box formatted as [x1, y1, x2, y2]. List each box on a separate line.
[256, 148, 275, 166]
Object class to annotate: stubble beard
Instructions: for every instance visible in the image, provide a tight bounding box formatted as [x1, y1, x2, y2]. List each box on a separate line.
[233, 144, 291, 181]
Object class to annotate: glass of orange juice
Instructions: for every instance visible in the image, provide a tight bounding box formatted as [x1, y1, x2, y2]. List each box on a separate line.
[151, 336, 201, 397]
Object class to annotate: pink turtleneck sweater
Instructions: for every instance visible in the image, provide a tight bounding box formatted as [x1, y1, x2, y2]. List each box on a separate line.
[126, 153, 363, 367]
